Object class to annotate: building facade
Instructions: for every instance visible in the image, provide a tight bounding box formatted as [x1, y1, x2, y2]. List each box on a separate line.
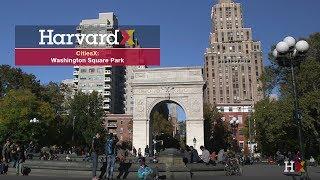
[104, 114, 133, 142]
[204, 0, 263, 105]
[73, 12, 143, 115]
[73, 13, 125, 114]
[203, 0, 263, 152]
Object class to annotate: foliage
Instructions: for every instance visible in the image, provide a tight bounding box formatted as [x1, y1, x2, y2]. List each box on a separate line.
[0, 65, 42, 98]
[0, 89, 55, 144]
[203, 103, 231, 152]
[151, 111, 173, 136]
[253, 33, 320, 157]
[68, 91, 105, 146]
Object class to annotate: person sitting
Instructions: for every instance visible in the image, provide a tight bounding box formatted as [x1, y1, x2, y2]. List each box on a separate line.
[190, 146, 200, 163]
[137, 157, 155, 180]
[117, 143, 132, 179]
[309, 156, 316, 166]
[210, 151, 217, 165]
[200, 146, 210, 165]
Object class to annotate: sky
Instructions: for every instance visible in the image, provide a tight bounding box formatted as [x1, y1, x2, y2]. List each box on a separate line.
[1, 0, 319, 120]
[1, 0, 320, 84]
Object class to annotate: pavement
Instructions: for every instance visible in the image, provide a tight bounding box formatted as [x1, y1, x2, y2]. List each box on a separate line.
[1, 165, 320, 180]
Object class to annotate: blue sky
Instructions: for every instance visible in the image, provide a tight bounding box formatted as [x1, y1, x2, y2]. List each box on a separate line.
[1, 0, 319, 85]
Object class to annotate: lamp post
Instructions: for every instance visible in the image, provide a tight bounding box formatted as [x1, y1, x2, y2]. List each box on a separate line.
[30, 118, 40, 123]
[272, 36, 310, 180]
[193, 137, 197, 148]
[30, 118, 40, 141]
[230, 117, 240, 151]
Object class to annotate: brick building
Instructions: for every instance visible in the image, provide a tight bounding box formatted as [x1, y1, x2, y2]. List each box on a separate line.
[104, 114, 133, 142]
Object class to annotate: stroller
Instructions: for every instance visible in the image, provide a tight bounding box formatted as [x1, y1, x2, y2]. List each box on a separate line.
[225, 157, 243, 176]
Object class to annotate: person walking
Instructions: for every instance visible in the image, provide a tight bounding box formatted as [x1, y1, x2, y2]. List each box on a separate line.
[117, 143, 132, 179]
[105, 133, 118, 180]
[2, 139, 11, 163]
[10, 143, 18, 168]
[91, 133, 101, 180]
[15, 143, 26, 176]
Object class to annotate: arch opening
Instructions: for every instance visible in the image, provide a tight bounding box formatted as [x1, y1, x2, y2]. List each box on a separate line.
[148, 100, 187, 154]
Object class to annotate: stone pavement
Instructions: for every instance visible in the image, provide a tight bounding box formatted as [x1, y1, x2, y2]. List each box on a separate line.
[2, 165, 320, 180]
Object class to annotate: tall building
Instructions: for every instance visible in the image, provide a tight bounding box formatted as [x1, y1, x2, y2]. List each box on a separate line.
[204, 0, 263, 105]
[73, 12, 145, 114]
[203, 0, 263, 152]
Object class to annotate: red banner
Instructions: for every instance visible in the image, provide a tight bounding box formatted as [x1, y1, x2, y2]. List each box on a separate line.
[15, 48, 160, 66]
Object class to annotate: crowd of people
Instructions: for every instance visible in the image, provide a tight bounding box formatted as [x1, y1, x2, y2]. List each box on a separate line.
[2, 135, 318, 179]
[1, 139, 26, 175]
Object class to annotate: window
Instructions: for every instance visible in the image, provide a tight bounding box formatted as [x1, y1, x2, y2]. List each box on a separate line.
[97, 68, 104, 73]
[89, 68, 95, 73]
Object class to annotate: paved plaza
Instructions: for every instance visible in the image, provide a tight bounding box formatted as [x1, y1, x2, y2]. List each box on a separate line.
[2, 165, 320, 180]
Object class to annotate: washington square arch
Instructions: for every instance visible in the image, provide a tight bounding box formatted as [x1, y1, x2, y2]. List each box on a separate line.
[131, 67, 205, 153]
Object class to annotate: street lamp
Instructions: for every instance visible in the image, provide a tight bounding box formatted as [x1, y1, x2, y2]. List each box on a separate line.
[30, 118, 40, 141]
[272, 36, 310, 180]
[229, 117, 240, 137]
[30, 118, 40, 123]
[229, 117, 240, 152]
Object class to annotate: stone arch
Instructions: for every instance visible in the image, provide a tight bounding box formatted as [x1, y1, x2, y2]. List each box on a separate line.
[131, 67, 205, 154]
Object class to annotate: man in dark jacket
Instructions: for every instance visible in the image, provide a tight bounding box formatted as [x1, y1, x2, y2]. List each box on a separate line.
[190, 146, 200, 163]
[91, 133, 101, 180]
[15, 142, 26, 175]
[2, 139, 11, 163]
[105, 133, 118, 179]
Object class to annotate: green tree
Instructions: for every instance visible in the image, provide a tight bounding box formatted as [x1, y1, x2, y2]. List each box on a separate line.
[68, 91, 104, 146]
[0, 89, 55, 144]
[203, 103, 231, 152]
[0, 65, 42, 98]
[253, 33, 320, 157]
[151, 111, 173, 136]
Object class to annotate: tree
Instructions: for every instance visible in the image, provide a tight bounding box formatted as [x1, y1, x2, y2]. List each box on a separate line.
[0, 89, 55, 144]
[68, 91, 105, 146]
[203, 103, 231, 152]
[253, 33, 320, 157]
[151, 111, 173, 136]
[0, 65, 42, 98]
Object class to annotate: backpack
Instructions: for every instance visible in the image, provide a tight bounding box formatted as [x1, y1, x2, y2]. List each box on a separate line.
[105, 139, 115, 155]
[21, 166, 31, 176]
[0, 163, 9, 174]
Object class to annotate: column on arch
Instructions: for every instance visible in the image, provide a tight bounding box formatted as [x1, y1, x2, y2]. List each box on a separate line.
[132, 119, 150, 156]
[186, 119, 204, 153]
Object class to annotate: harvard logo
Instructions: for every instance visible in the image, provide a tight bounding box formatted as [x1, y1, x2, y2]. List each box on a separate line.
[284, 160, 305, 174]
